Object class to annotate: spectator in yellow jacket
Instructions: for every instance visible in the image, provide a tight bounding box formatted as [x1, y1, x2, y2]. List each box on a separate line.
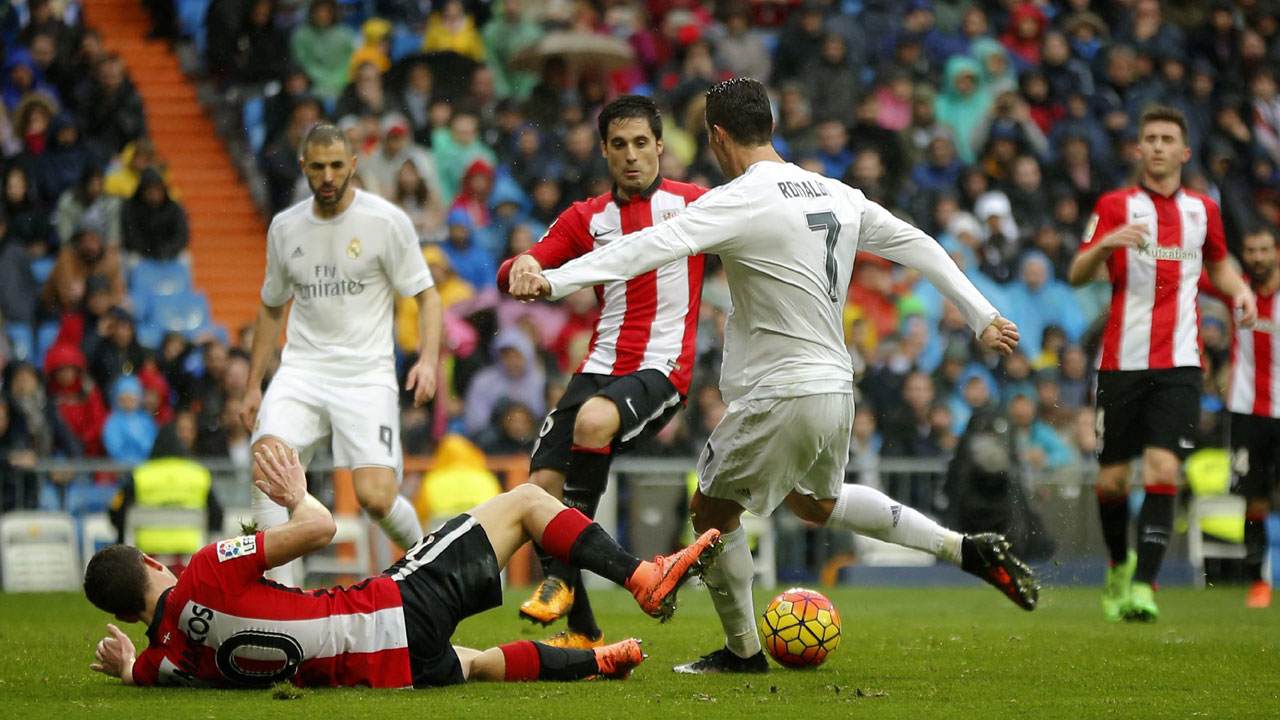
[347, 17, 391, 80]
[413, 434, 502, 529]
[422, 0, 485, 62]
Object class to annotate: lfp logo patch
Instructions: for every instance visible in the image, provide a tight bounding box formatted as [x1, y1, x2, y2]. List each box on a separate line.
[217, 535, 258, 562]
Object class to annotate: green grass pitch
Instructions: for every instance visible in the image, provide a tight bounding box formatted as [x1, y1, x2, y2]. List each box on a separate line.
[4, 584, 1279, 718]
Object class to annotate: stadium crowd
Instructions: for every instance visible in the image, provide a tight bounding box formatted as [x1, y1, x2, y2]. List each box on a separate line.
[1, 0, 1279, 538]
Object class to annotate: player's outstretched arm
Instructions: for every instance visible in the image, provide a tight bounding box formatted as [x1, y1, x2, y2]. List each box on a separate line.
[90, 623, 137, 685]
[254, 444, 336, 567]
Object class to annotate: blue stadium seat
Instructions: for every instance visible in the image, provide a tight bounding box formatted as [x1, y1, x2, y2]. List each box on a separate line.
[7, 323, 34, 362]
[35, 321, 61, 366]
[152, 290, 212, 338]
[30, 255, 55, 286]
[178, 0, 211, 55]
[390, 24, 422, 61]
[243, 94, 267, 153]
[136, 323, 164, 350]
[131, 258, 192, 298]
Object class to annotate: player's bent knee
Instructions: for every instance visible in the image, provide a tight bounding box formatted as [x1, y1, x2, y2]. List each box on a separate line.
[572, 397, 620, 448]
[786, 494, 835, 524]
[352, 467, 399, 517]
[463, 647, 507, 682]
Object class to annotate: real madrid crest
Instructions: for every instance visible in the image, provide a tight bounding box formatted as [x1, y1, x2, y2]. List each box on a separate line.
[346, 237, 362, 258]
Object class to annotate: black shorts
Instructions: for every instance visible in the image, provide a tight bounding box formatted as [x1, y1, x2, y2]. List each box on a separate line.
[529, 370, 683, 473]
[385, 514, 503, 688]
[1095, 367, 1201, 464]
[1230, 412, 1280, 498]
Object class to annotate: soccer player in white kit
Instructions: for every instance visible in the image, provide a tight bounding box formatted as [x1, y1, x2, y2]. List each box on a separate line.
[510, 78, 1040, 673]
[241, 124, 443, 587]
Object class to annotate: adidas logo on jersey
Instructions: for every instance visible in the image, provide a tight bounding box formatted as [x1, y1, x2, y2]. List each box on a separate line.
[291, 247, 304, 258]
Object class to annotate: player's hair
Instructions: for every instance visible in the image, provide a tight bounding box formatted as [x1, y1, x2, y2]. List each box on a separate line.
[83, 545, 149, 617]
[597, 95, 663, 142]
[704, 78, 773, 147]
[1138, 105, 1190, 144]
[297, 123, 352, 161]
[1243, 225, 1279, 246]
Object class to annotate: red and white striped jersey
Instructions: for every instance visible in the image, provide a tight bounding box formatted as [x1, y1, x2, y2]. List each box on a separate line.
[1229, 289, 1280, 418]
[1082, 185, 1228, 371]
[497, 178, 707, 395]
[131, 533, 413, 688]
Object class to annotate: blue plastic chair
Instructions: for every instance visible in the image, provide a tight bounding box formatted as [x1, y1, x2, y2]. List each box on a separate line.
[30, 256, 55, 286]
[178, 0, 211, 55]
[153, 290, 212, 338]
[7, 323, 34, 362]
[35, 321, 61, 366]
[131, 258, 192, 298]
[390, 24, 423, 62]
[243, 94, 267, 153]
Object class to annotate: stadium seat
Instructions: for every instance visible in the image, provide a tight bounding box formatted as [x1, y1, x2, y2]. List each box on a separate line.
[177, 0, 211, 54]
[242, 94, 266, 153]
[390, 24, 423, 61]
[80, 513, 117, 569]
[34, 321, 61, 366]
[131, 258, 192, 299]
[0, 511, 82, 592]
[304, 514, 373, 580]
[152, 290, 213, 338]
[6, 323, 34, 362]
[30, 256, 55, 286]
[1186, 494, 1247, 589]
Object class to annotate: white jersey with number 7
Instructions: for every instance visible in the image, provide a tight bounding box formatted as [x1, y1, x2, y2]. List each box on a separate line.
[543, 161, 1001, 403]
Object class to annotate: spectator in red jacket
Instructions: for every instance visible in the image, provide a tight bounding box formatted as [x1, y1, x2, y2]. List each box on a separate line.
[43, 343, 108, 456]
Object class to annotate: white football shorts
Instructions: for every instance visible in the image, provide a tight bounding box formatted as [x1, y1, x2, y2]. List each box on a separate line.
[252, 366, 402, 476]
[696, 392, 853, 516]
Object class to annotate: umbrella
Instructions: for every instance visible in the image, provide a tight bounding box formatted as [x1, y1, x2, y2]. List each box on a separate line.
[508, 31, 636, 74]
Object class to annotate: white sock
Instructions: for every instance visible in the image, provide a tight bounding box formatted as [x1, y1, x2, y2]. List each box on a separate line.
[702, 525, 761, 658]
[827, 484, 965, 565]
[375, 495, 424, 551]
[252, 485, 302, 586]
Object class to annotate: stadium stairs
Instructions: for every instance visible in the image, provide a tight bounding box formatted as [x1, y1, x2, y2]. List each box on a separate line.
[81, 0, 266, 334]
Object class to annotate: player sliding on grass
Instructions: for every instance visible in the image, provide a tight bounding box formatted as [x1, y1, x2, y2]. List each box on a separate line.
[510, 78, 1039, 674]
[84, 444, 720, 688]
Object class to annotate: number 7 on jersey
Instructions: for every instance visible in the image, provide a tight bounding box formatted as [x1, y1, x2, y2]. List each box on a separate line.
[806, 211, 842, 303]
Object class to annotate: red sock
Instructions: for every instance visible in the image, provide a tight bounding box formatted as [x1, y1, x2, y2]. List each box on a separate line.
[540, 508, 592, 564]
[499, 641, 541, 681]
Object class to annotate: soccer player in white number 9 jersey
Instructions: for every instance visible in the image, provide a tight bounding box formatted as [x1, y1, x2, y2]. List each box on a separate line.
[509, 78, 1040, 674]
[240, 125, 443, 588]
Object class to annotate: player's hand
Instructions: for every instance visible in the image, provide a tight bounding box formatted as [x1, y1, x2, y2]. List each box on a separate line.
[405, 359, 437, 406]
[508, 271, 552, 301]
[1235, 287, 1258, 328]
[91, 623, 137, 683]
[981, 317, 1020, 356]
[1100, 223, 1147, 251]
[240, 386, 262, 433]
[509, 254, 543, 282]
[253, 444, 306, 511]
